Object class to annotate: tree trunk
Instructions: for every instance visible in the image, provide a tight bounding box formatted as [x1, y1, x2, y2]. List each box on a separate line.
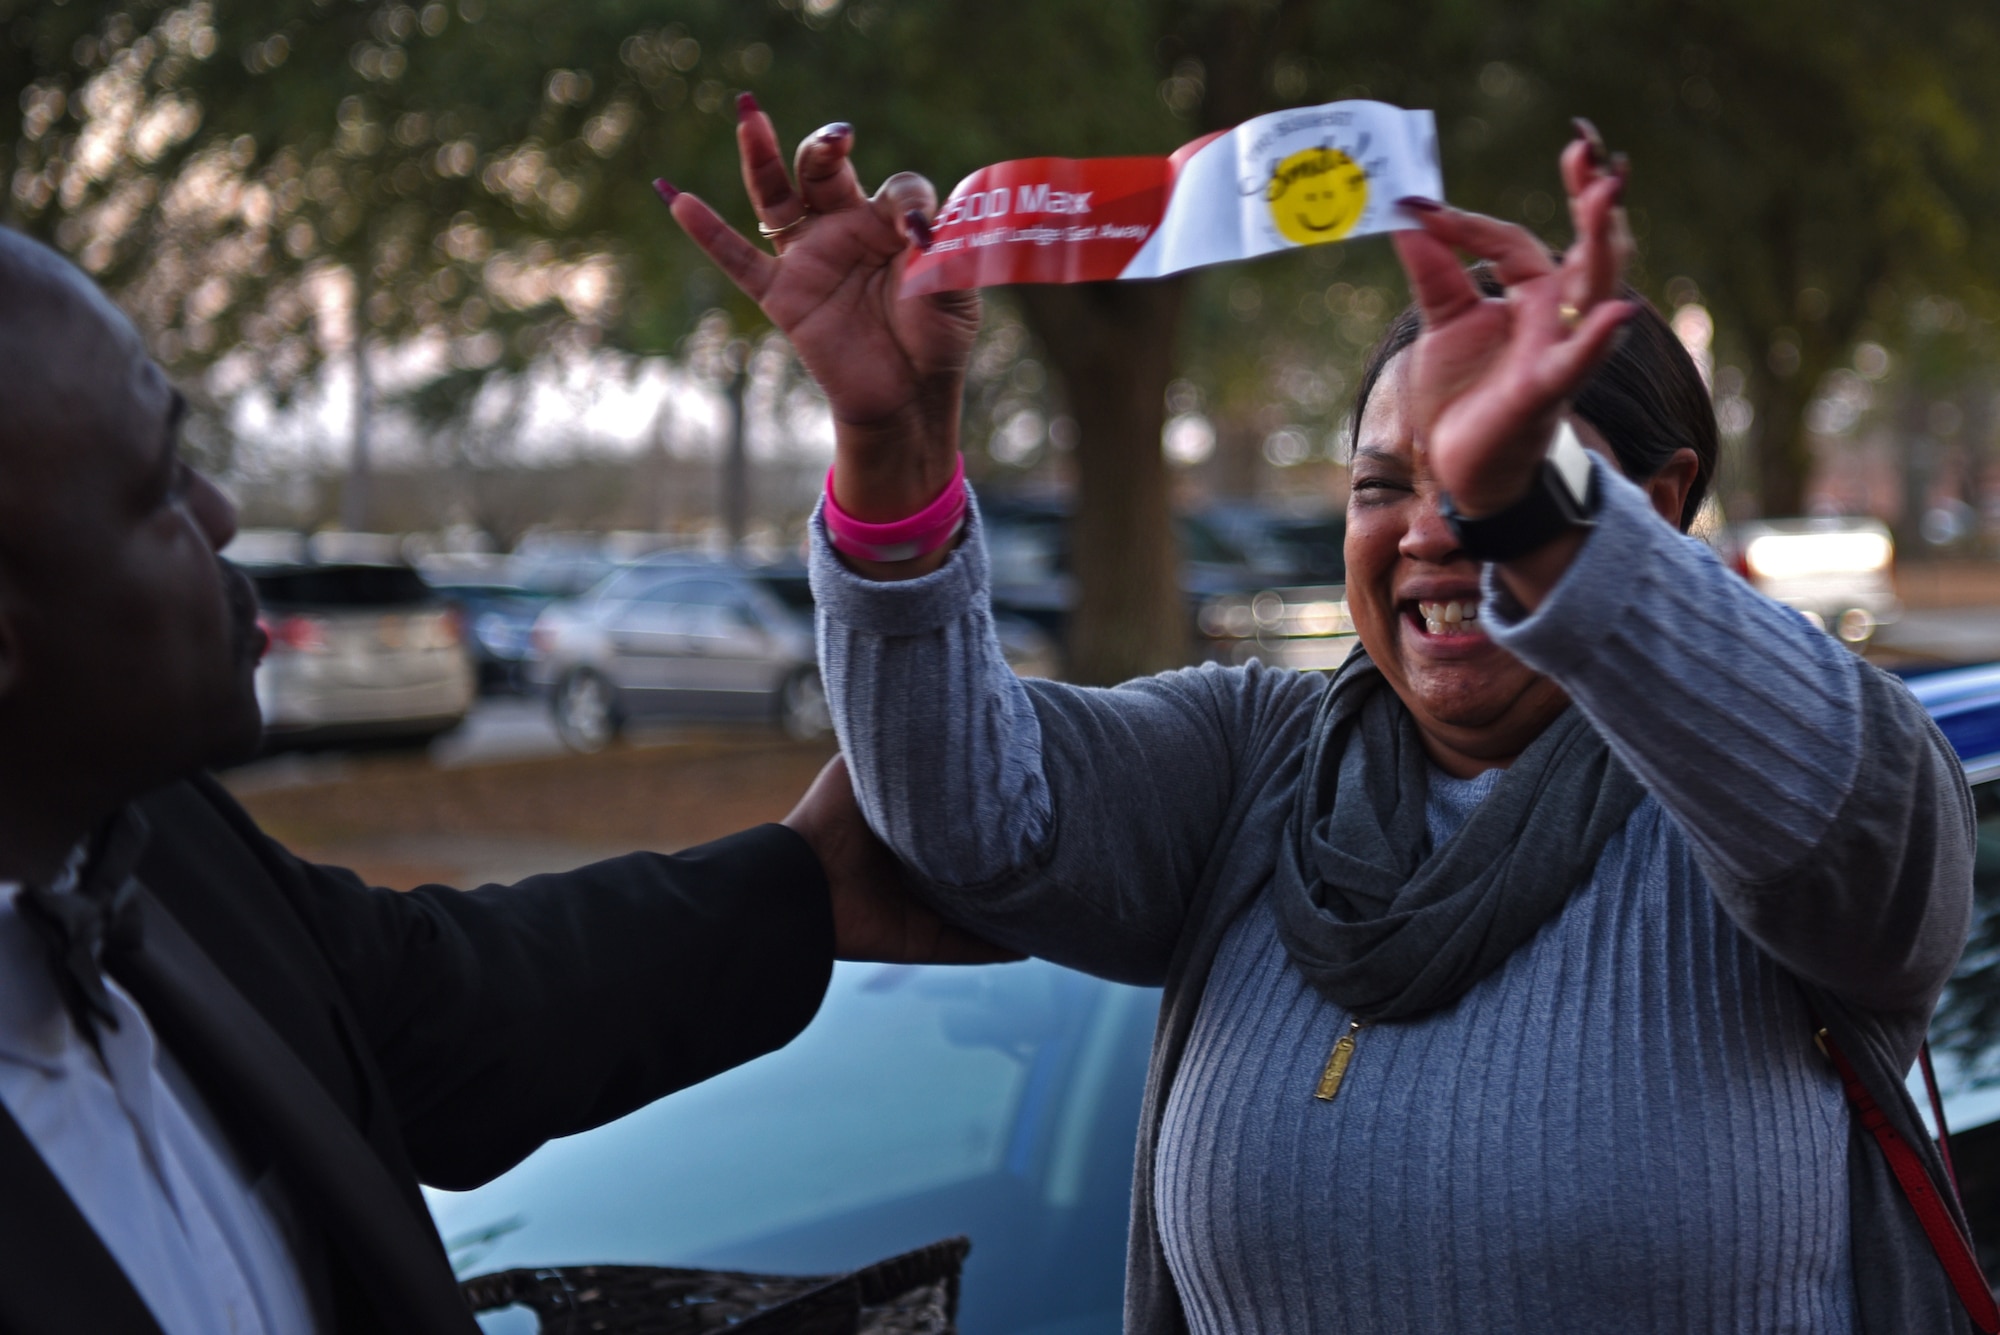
[1019, 279, 1188, 685]
[990, 0, 1312, 685]
[342, 329, 373, 532]
[1721, 201, 1885, 519]
[645, 402, 675, 532]
[1749, 331, 1845, 518]
[1211, 412, 1263, 499]
[723, 352, 749, 550]
[1749, 364, 1813, 518]
[1894, 384, 1938, 555]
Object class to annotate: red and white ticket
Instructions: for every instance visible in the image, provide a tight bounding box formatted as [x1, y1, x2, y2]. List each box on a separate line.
[901, 100, 1442, 296]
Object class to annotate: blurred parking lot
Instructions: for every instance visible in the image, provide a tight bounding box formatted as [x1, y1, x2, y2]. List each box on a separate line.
[217, 551, 2000, 898]
[1870, 560, 2000, 669]
[225, 702, 837, 891]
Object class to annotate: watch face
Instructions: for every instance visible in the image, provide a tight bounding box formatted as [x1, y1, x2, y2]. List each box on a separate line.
[1440, 423, 1598, 562]
[1547, 421, 1593, 507]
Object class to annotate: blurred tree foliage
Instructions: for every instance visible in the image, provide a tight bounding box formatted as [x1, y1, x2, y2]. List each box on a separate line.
[4, 0, 1998, 676]
[1489, 0, 2000, 517]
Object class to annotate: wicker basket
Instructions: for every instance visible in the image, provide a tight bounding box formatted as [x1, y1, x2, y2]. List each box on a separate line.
[460, 1235, 970, 1335]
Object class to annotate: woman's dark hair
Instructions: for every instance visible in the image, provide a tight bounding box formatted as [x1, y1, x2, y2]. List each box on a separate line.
[1349, 269, 1718, 531]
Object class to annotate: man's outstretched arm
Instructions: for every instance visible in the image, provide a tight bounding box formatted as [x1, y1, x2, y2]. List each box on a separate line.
[176, 770, 1002, 1191]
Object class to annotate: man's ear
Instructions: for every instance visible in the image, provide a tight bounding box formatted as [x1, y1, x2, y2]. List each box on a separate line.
[1646, 448, 1702, 529]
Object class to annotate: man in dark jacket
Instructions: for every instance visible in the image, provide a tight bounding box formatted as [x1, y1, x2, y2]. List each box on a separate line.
[0, 227, 999, 1335]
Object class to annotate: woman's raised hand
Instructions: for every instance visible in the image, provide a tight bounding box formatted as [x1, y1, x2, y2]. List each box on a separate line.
[1390, 121, 1635, 517]
[664, 98, 979, 521]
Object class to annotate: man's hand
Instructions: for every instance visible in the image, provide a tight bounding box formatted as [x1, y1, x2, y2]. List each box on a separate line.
[784, 754, 1024, 965]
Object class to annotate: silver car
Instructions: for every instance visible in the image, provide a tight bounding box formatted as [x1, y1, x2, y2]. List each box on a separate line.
[530, 559, 829, 751]
[1720, 517, 1902, 645]
[248, 562, 476, 749]
[1198, 585, 1358, 672]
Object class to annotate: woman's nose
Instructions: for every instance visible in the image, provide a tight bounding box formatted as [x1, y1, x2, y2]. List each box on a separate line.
[187, 470, 239, 552]
[1398, 489, 1467, 565]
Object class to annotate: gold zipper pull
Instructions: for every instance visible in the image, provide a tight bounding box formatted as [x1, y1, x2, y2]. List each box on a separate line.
[1315, 1019, 1368, 1101]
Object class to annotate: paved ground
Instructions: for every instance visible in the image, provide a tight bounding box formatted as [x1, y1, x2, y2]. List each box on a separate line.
[1873, 608, 2000, 667]
[1895, 559, 2000, 611]
[431, 697, 575, 768]
[223, 700, 837, 890]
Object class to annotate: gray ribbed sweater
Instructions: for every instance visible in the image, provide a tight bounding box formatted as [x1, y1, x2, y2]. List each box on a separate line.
[809, 458, 1973, 1334]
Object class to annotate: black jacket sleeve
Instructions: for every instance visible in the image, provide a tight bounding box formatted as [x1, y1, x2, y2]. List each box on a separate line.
[170, 775, 835, 1190]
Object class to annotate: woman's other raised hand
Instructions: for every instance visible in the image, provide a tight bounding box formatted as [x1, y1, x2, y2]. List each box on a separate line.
[1390, 120, 1635, 521]
[663, 97, 978, 566]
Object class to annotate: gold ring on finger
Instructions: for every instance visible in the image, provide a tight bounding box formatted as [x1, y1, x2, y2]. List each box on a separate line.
[757, 212, 814, 241]
[1558, 302, 1583, 330]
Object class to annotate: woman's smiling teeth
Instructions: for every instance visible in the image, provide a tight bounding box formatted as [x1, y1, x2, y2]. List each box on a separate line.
[1416, 599, 1481, 637]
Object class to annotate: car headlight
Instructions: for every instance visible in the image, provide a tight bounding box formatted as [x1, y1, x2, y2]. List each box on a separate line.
[474, 612, 516, 653]
[1744, 531, 1891, 581]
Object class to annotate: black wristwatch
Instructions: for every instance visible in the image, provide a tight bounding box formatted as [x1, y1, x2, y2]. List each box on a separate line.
[1438, 421, 1598, 562]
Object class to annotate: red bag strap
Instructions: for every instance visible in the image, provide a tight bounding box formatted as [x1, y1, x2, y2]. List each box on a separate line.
[1922, 1042, 1964, 1197]
[1819, 1029, 2000, 1333]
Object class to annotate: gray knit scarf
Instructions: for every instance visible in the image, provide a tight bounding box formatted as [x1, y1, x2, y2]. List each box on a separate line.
[1271, 647, 1646, 1021]
[1260, 649, 1977, 1330]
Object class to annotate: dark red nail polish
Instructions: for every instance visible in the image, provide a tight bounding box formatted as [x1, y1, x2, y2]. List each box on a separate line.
[821, 122, 853, 144]
[1571, 117, 1607, 167]
[1396, 195, 1443, 213]
[905, 209, 934, 250]
[736, 91, 760, 120]
[652, 178, 680, 205]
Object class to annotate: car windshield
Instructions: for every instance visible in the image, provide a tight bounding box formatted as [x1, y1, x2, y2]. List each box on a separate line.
[1270, 518, 1347, 583]
[249, 565, 434, 608]
[1906, 778, 2000, 1137]
[983, 510, 1249, 580]
[429, 960, 1158, 1335]
[430, 582, 542, 601]
[586, 567, 655, 604]
[985, 515, 1066, 584]
[512, 555, 615, 598]
[1174, 514, 1247, 566]
[590, 564, 713, 605]
[751, 570, 814, 616]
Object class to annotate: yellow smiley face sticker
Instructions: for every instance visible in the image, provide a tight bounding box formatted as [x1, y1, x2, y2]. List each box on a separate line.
[1266, 146, 1369, 246]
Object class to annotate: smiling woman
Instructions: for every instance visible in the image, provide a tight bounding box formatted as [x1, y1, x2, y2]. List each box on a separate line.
[674, 103, 1980, 1335]
[1340, 276, 1715, 775]
[1354, 269, 1718, 528]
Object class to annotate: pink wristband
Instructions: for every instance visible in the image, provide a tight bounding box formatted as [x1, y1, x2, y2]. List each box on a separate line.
[823, 455, 968, 564]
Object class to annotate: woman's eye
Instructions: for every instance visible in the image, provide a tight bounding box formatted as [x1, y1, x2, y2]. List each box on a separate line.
[1350, 477, 1409, 501]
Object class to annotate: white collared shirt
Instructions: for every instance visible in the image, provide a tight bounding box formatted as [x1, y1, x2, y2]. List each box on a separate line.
[0, 878, 317, 1335]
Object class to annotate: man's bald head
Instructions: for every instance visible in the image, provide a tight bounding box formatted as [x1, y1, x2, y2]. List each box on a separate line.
[0, 224, 142, 352]
[0, 230, 173, 559]
[0, 228, 262, 881]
